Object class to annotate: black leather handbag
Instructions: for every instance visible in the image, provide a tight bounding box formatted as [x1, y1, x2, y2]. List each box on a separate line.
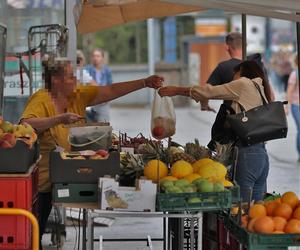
[226, 81, 288, 146]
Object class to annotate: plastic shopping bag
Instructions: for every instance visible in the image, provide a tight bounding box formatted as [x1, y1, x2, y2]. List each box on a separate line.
[151, 91, 176, 140]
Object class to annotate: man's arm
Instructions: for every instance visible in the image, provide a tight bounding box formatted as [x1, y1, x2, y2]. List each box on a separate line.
[89, 75, 163, 106]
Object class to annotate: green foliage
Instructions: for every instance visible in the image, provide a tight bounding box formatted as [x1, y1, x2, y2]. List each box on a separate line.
[77, 16, 195, 64]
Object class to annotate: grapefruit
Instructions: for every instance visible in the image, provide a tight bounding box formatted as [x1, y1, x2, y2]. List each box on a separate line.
[144, 160, 168, 182]
[171, 160, 193, 178]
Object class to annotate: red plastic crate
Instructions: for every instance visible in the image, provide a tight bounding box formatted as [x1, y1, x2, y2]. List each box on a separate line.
[0, 165, 38, 250]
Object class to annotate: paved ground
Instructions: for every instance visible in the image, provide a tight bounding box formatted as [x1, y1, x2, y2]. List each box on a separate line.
[43, 104, 300, 250]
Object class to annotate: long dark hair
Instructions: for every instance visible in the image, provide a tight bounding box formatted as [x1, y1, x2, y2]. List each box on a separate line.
[233, 60, 272, 102]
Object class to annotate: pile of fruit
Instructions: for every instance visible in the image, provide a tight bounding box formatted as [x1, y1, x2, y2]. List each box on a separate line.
[60, 149, 109, 160]
[0, 117, 37, 149]
[143, 157, 233, 194]
[242, 191, 300, 234]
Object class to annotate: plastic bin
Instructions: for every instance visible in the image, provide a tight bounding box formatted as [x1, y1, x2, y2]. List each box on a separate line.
[50, 151, 120, 183]
[0, 165, 38, 249]
[52, 183, 98, 203]
[225, 215, 300, 250]
[69, 125, 112, 151]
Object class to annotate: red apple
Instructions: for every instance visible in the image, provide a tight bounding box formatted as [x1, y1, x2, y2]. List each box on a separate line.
[0, 133, 16, 148]
[152, 126, 165, 138]
[96, 150, 109, 158]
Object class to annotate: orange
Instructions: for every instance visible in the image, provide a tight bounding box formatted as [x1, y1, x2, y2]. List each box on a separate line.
[293, 207, 300, 220]
[272, 216, 287, 231]
[249, 204, 267, 219]
[297, 200, 300, 208]
[254, 216, 274, 234]
[274, 197, 282, 204]
[281, 192, 299, 209]
[273, 203, 293, 220]
[273, 231, 285, 234]
[247, 218, 257, 233]
[265, 201, 279, 216]
[284, 219, 300, 234]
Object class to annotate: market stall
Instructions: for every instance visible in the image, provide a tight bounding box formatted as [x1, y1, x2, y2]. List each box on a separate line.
[0, 1, 300, 250]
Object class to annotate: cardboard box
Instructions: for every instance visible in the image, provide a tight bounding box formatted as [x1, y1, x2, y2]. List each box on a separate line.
[99, 178, 157, 211]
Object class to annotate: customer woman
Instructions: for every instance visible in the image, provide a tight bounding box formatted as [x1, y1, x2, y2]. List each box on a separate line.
[159, 61, 272, 202]
[20, 58, 163, 248]
[286, 55, 300, 162]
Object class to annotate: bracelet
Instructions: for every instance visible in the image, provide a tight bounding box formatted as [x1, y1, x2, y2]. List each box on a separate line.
[189, 86, 196, 99]
[142, 78, 147, 88]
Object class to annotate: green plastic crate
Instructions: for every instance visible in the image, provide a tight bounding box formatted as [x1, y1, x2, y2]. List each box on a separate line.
[52, 183, 98, 203]
[225, 216, 300, 250]
[156, 185, 239, 212]
[156, 190, 231, 212]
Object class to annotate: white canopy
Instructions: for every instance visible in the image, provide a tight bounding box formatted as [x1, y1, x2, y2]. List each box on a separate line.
[165, 0, 300, 23]
[74, 0, 202, 34]
[74, 0, 300, 34]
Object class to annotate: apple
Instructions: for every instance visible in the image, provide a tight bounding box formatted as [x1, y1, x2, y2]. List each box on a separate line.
[0, 133, 16, 148]
[152, 126, 164, 138]
[96, 150, 109, 158]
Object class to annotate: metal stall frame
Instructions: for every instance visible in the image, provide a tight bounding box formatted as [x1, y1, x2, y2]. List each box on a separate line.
[0, 208, 40, 250]
[28, 24, 69, 95]
[0, 23, 6, 116]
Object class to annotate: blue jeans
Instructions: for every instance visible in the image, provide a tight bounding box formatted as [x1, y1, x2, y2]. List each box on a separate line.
[235, 143, 269, 202]
[291, 104, 300, 157]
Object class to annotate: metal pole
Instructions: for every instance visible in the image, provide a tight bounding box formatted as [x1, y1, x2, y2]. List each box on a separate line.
[147, 18, 155, 104]
[0, 24, 6, 116]
[147, 18, 155, 76]
[297, 20, 300, 98]
[82, 208, 87, 250]
[242, 14, 247, 60]
[66, 0, 77, 65]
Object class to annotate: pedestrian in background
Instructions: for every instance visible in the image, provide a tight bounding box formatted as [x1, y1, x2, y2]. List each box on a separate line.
[286, 54, 300, 162]
[85, 48, 113, 122]
[76, 50, 96, 85]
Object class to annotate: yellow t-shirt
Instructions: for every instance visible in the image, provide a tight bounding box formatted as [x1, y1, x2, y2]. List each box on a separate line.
[21, 85, 99, 192]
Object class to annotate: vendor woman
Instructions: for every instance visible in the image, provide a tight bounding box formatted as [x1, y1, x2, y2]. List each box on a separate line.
[21, 58, 163, 247]
[159, 61, 272, 203]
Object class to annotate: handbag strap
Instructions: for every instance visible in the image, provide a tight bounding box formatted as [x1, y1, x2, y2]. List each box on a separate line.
[233, 80, 268, 113]
[252, 80, 268, 105]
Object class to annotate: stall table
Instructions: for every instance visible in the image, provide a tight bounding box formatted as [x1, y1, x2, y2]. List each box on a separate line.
[54, 203, 203, 250]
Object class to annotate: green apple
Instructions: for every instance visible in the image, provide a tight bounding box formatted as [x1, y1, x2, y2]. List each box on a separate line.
[187, 197, 202, 204]
[198, 180, 214, 193]
[174, 179, 189, 188]
[214, 182, 225, 192]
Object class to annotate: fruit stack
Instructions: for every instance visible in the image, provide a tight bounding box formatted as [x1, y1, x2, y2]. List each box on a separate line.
[143, 158, 235, 211]
[143, 158, 233, 192]
[0, 117, 39, 173]
[0, 117, 37, 149]
[242, 191, 300, 234]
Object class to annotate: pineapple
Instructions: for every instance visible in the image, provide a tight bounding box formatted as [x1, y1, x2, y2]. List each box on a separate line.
[170, 152, 196, 164]
[138, 140, 170, 164]
[185, 139, 211, 160]
[120, 153, 144, 181]
[212, 142, 233, 165]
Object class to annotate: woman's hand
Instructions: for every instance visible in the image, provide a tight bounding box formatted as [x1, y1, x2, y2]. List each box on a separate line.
[57, 113, 83, 124]
[144, 75, 164, 89]
[158, 87, 179, 97]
